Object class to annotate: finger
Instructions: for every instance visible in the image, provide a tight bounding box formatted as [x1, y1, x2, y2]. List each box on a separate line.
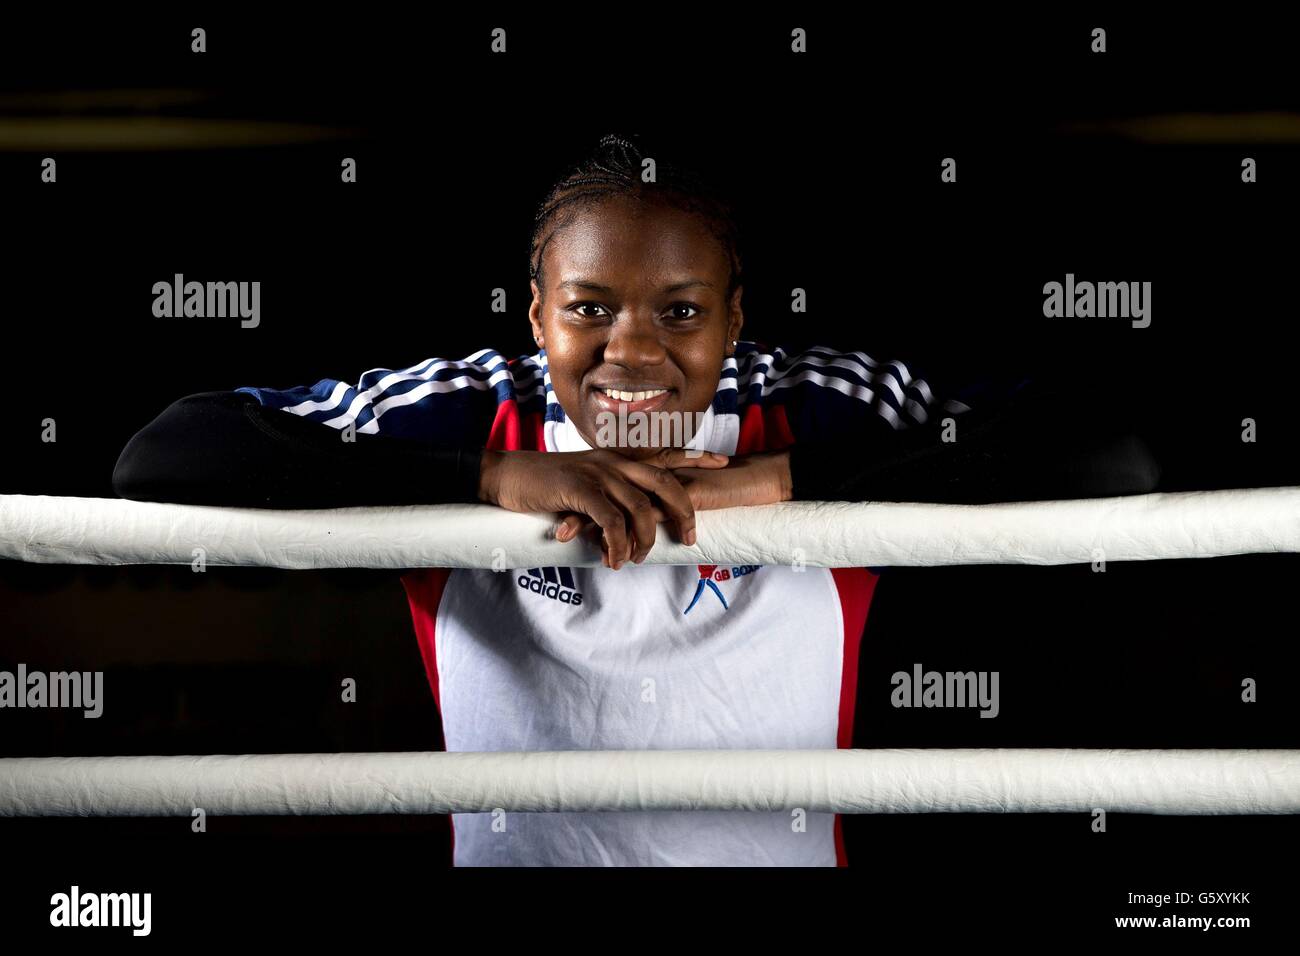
[599, 477, 658, 565]
[574, 488, 630, 571]
[656, 448, 730, 470]
[554, 512, 586, 543]
[614, 460, 698, 547]
[591, 507, 671, 535]
[564, 517, 612, 563]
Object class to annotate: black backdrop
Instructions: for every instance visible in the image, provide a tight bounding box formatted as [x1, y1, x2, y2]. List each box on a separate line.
[1, 9, 1296, 943]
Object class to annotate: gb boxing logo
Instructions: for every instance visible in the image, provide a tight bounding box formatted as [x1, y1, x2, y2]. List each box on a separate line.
[682, 564, 761, 615]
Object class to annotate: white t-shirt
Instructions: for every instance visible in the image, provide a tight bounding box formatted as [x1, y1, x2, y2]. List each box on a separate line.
[242, 342, 961, 865]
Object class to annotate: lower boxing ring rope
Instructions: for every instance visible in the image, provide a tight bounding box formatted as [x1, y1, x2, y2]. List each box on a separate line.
[2, 489, 1298, 817]
[2, 750, 1298, 816]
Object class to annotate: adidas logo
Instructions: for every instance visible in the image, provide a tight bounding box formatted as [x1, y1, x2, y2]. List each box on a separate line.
[517, 567, 584, 606]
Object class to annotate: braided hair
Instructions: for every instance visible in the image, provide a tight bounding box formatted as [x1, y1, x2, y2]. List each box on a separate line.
[528, 133, 744, 303]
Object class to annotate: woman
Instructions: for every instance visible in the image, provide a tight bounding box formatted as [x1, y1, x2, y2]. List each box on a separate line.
[114, 134, 1160, 865]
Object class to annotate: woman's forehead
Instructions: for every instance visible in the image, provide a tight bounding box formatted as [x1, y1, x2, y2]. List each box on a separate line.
[545, 200, 729, 281]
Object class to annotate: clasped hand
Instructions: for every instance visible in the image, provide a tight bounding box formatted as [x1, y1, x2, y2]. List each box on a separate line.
[477, 447, 793, 569]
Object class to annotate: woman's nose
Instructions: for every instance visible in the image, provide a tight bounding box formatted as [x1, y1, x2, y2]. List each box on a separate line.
[603, 319, 667, 367]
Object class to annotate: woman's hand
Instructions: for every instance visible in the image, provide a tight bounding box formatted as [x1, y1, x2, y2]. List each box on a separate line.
[669, 449, 793, 512]
[477, 448, 730, 569]
[513, 450, 793, 568]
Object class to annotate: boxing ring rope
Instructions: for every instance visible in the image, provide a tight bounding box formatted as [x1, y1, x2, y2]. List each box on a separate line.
[3, 750, 1299, 817]
[2, 489, 1298, 818]
[3, 486, 1300, 569]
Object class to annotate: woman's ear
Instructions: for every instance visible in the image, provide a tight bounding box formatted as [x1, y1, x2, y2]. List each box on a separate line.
[725, 285, 744, 353]
[528, 280, 545, 348]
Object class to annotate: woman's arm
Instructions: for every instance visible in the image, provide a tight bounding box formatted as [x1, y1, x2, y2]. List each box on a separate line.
[786, 380, 1162, 504]
[113, 391, 485, 508]
[661, 346, 1160, 509]
[114, 391, 724, 568]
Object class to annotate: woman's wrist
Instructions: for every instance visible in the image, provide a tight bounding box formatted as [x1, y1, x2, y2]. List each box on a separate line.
[768, 449, 794, 502]
[477, 449, 504, 504]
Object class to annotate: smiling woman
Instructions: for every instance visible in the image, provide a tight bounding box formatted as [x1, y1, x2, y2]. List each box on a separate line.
[526, 135, 745, 464]
[110, 133, 1162, 867]
[529, 193, 741, 462]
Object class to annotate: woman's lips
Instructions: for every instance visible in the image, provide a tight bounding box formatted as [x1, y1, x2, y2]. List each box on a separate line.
[590, 386, 675, 415]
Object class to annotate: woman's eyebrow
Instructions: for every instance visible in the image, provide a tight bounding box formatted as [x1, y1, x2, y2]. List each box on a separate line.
[557, 280, 616, 293]
[556, 279, 714, 293]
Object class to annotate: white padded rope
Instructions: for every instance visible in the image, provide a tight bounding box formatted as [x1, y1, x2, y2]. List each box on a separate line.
[1, 487, 1298, 569]
[3, 494, 1296, 819]
[1, 750, 1297, 816]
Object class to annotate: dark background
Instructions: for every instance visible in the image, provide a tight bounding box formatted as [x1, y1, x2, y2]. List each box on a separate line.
[1, 9, 1296, 941]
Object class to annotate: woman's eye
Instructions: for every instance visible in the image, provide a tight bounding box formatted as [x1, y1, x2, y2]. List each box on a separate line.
[572, 303, 608, 318]
[667, 303, 700, 320]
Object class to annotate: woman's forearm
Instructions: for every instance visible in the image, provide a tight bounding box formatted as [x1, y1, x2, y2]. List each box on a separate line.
[113, 391, 484, 508]
[788, 383, 1161, 504]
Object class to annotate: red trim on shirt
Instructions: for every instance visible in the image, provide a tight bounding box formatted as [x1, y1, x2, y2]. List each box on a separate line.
[735, 404, 764, 455]
[734, 403, 797, 455]
[486, 398, 520, 450]
[401, 569, 452, 710]
[738, 403, 795, 457]
[485, 398, 546, 452]
[401, 567, 456, 863]
[766, 403, 797, 449]
[828, 567, 880, 867]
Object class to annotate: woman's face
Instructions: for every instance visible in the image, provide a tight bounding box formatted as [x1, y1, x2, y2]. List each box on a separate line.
[529, 195, 744, 459]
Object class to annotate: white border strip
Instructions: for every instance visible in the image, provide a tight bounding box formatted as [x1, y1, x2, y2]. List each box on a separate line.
[2, 488, 1299, 569]
[1, 750, 1296, 816]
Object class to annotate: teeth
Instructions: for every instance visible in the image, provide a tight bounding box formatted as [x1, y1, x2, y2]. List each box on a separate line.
[602, 388, 666, 402]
